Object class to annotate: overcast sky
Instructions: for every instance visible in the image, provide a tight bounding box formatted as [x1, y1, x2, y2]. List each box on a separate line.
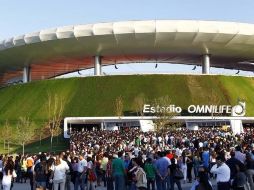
[1, 0, 254, 76]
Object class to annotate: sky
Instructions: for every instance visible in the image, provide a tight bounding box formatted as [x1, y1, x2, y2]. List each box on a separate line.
[1, 0, 254, 76]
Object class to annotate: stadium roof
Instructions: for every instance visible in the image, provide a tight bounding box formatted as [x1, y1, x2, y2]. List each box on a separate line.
[1, 20, 254, 83]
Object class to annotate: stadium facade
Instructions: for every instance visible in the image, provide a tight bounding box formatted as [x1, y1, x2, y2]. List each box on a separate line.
[1, 20, 254, 84]
[1, 20, 254, 136]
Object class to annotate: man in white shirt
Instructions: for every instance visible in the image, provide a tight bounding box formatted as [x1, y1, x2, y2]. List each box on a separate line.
[210, 156, 231, 190]
[74, 155, 87, 190]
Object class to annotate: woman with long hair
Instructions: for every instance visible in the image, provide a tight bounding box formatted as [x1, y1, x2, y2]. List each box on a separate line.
[135, 158, 147, 190]
[2, 158, 16, 190]
[34, 154, 48, 190]
[20, 155, 27, 183]
[193, 151, 201, 180]
[180, 151, 187, 183]
[46, 157, 55, 190]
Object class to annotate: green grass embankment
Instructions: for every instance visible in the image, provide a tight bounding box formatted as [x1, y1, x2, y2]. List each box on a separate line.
[0, 74, 254, 153]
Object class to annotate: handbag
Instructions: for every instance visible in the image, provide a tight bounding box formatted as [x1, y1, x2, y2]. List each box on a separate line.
[174, 168, 184, 180]
[88, 170, 97, 182]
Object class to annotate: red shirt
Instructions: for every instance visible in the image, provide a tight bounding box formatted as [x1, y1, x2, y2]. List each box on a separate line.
[166, 153, 174, 160]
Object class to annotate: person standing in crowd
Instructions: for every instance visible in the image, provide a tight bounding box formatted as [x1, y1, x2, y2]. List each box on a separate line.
[190, 170, 213, 190]
[14, 155, 21, 183]
[202, 147, 210, 170]
[101, 152, 109, 187]
[52, 155, 69, 190]
[144, 158, 156, 190]
[87, 157, 96, 190]
[112, 151, 126, 190]
[245, 153, 254, 190]
[135, 159, 147, 190]
[209, 151, 217, 179]
[26, 155, 34, 190]
[155, 151, 169, 190]
[34, 154, 48, 190]
[232, 165, 248, 190]
[168, 158, 182, 190]
[20, 156, 27, 183]
[128, 158, 138, 190]
[63, 154, 73, 190]
[2, 158, 16, 190]
[186, 151, 193, 183]
[210, 155, 231, 190]
[225, 151, 244, 180]
[46, 157, 55, 190]
[179, 152, 187, 184]
[106, 155, 114, 190]
[163, 151, 171, 189]
[0, 155, 3, 188]
[74, 155, 87, 190]
[193, 151, 201, 180]
[71, 157, 79, 187]
[235, 146, 246, 164]
[95, 154, 102, 187]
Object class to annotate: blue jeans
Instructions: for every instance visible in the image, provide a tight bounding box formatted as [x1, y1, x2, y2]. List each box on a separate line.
[35, 181, 47, 188]
[193, 165, 199, 178]
[130, 182, 136, 190]
[53, 179, 66, 190]
[147, 177, 155, 190]
[165, 175, 171, 190]
[106, 177, 114, 190]
[156, 175, 166, 190]
[114, 174, 125, 190]
[74, 172, 87, 190]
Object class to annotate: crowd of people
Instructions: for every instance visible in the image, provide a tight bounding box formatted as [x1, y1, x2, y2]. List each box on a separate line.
[0, 126, 254, 190]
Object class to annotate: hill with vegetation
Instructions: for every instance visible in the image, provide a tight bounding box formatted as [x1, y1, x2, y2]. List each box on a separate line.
[0, 74, 254, 153]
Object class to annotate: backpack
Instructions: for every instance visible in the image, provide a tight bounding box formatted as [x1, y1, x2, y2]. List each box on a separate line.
[34, 163, 46, 181]
[136, 167, 147, 188]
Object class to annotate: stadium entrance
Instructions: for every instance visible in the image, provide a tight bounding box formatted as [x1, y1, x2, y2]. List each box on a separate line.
[68, 123, 101, 131]
[63, 116, 254, 138]
[186, 120, 231, 130]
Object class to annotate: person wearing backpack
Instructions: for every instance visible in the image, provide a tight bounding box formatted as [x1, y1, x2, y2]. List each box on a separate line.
[168, 158, 182, 190]
[135, 159, 147, 190]
[34, 154, 48, 190]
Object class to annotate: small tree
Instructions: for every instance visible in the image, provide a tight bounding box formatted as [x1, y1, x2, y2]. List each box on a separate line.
[15, 117, 34, 155]
[153, 96, 177, 132]
[115, 95, 124, 118]
[1, 120, 13, 154]
[132, 93, 146, 116]
[46, 92, 65, 150]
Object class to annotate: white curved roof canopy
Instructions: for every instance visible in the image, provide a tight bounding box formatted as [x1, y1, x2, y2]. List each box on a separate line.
[1, 20, 254, 77]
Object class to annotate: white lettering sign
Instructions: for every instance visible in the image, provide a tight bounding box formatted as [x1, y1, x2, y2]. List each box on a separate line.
[143, 103, 246, 116]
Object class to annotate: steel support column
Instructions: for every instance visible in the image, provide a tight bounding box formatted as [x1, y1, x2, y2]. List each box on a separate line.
[23, 66, 30, 83]
[94, 56, 101, 76]
[202, 54, 210, 74]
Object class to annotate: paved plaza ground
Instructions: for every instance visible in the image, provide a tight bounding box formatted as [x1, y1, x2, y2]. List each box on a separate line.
[11, 179, 217, 190]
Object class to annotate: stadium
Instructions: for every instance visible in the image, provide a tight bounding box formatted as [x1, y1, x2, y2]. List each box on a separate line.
[1, 20, 254, 143]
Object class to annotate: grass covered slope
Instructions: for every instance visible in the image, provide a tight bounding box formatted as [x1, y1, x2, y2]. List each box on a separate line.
[0, 74, 254, 124]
